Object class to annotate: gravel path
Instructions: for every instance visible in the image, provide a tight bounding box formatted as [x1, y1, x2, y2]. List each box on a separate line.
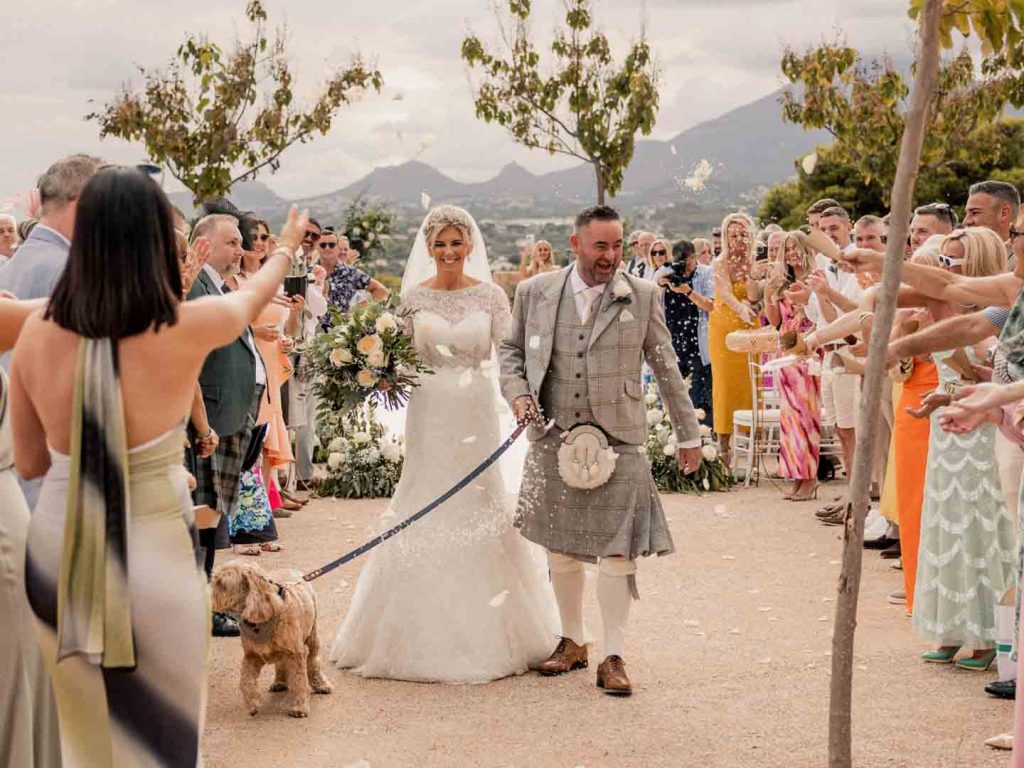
[201, 483, 1013, 767]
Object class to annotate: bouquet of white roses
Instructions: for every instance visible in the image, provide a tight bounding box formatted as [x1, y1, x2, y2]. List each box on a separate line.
[307, 298, 431, 415]
[317, 409, 405, 498]
[642, 382, 731, 494]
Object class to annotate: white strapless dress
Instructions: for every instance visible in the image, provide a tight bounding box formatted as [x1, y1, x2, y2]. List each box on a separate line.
[330, 283, 557, 683]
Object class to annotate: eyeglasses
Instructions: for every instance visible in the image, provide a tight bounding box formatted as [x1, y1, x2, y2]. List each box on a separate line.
[938, 254, 966, 268]
[1010, 226, 1024, 242]
[303, 231, 321, 242]
[256, 233, 270, 242]
[915, 202, 958, 228]
[319, 242, 338, 250]
[650, 249, 668, 257]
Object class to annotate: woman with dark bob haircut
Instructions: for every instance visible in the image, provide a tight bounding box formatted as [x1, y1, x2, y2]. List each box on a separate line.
[9, 166, 310, 767]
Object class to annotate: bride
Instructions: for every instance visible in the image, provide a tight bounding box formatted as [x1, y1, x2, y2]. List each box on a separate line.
[329, 204, 556, 683]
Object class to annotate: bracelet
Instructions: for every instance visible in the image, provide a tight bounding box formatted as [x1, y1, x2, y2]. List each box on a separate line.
[196, 429, 213, 442]
[858, 311, 874, 324]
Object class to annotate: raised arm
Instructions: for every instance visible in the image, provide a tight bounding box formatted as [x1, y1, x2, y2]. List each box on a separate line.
[182, 206, 308, 353]
[887, 311, 1001, 365]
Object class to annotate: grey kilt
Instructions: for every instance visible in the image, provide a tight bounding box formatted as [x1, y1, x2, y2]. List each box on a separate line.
[191, 386, 264, 549]
[515, 430, 674, 563]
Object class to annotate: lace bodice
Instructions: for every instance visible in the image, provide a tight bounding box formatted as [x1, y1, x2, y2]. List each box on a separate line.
[401, 282, 511, 368]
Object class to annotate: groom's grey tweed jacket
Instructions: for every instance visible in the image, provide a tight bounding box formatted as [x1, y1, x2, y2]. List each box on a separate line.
[499, 265, 700, 446]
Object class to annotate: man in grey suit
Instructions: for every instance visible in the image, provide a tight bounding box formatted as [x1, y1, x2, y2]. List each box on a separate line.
[187, 213, 267, 637]
[0, 153, 102, 509]
[499, 205, 701, 696]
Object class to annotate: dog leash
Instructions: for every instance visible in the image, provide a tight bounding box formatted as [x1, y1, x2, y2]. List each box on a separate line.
[300, 422, 532, 583]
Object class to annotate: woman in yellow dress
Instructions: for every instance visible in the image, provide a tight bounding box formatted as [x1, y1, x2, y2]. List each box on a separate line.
[708, 213, 759, 466]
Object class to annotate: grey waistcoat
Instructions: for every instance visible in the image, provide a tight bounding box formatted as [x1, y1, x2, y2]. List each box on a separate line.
[539, 279, 598, 432]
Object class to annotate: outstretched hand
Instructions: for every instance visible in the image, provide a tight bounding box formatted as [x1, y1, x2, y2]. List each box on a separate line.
[839, 248, 884, 274]
[905, 390, 951, 420]
[939, 404, 1000, 435]
[950, 382, 1015, 413]
[277, 205, 310, 255]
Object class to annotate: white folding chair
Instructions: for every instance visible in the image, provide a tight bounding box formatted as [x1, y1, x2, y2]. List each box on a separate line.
[730, 353, 782, 486]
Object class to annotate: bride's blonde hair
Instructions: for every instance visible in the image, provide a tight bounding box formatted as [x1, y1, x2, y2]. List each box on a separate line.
[422, 205, 475, 248]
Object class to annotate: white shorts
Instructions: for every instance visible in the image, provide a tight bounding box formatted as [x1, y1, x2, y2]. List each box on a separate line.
[822, 369, 859, 430]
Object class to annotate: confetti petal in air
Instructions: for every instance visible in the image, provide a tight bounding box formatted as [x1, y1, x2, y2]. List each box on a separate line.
[435, 344, 453, 357]
[420, 192, 431, 210]
[683, 159, 714, 192]
[802, 152, 818, 175]
[669, 144, 677, 155]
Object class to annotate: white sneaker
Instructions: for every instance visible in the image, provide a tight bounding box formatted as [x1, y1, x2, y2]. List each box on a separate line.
[887, 590, 906, 605]
[985, 733, 1012, 751]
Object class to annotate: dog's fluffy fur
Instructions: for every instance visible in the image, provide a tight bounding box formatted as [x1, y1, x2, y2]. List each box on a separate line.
[210, 561, 333, 717]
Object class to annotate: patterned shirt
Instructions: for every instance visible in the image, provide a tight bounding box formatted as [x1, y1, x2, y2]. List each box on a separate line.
[323, 263, 371, 326]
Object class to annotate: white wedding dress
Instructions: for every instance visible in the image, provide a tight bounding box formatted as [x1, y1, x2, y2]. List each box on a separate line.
[329, 281, 557, 683]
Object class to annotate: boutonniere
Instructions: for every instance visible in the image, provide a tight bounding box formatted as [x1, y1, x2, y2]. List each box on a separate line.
[610, 278, 632, 304]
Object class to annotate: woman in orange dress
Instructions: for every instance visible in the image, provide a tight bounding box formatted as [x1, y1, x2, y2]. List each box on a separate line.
[708, 213, 759, 466]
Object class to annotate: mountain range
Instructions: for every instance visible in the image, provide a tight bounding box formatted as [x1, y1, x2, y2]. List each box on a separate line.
[183, 88, 829, 219]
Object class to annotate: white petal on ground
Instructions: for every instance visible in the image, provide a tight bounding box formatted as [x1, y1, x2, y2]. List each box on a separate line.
[684, 619, 700, 627]
[721, 555, 735, 561]
[758, 606, 773, 613]
[728, 628, 741, 636]
[462, 435, 478, 444]
[489, 590, 510, 608]
[714, 504, 728, 515]
[458, 369, 474, 388]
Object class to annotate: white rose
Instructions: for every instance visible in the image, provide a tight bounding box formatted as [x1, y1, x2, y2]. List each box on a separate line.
[646, 408, 665, 426]
[693, 408, 706, 421]
[375, 312, 398, 334]
[356, 369, 378, 388]
[327, 452, 346, 470]
[662, 444, 676, 457]
[356, 334, 384, 356]
[329, 347, 353, 367]
[367, 350, 387, 368]
[654, 423, 666, 433]
[699, 424, 713, 437]
[612, 279, 631, 299]
[644, 392, 658, 405]
[328, 437, 346, 452]
[363, 447, 380, 465]
[352, 431, 371, 445]
[381, 443, 402, 463]
[701, 444, 719, 462]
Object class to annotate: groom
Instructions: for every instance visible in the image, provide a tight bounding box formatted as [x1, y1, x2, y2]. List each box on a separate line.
[499, 205, 702, 696]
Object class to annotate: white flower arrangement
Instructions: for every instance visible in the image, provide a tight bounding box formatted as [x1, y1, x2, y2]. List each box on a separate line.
[316, 409, 404, 499]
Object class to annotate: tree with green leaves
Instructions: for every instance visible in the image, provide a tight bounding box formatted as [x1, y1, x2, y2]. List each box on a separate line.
[461, 0, 658, 204]
[773, 39, 1024, 214]
[826, 3, 1024, 766]
[759, 117, 1024, 227]
[87, 0, 382, 204]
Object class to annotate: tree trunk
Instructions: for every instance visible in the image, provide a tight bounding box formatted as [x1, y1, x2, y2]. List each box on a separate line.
[594, 161, 606, 205]
[827, 2, 943, 766]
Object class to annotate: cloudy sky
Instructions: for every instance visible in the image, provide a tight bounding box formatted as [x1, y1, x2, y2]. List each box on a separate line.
[1, 0, 916, 201]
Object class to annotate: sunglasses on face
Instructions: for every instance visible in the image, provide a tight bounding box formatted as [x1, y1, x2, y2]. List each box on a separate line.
[303, 231, 321, 242]
[1011, 226, 1024, 242]
[651, 249, 668, 257]
[319, 242, 337, 250]
[256, 233, 270, 242]
[938, 254, 965, 268]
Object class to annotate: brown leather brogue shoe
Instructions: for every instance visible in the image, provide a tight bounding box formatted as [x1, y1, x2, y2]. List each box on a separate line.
[596, 655, 633, 696]
[533, 637, 588, 676]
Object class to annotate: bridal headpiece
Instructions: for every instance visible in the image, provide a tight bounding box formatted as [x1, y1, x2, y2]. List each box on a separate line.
[421, 204, 475, 248]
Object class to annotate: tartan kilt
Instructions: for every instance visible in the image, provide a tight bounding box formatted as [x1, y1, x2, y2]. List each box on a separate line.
[189, 387, 263, 549]
[515, 430, 675, 562]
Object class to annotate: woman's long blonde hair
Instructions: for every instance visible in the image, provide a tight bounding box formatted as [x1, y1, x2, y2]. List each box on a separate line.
[719, 212, 757, 262]
[780, 230, 815, 278]
[943, 226, 1007, 277]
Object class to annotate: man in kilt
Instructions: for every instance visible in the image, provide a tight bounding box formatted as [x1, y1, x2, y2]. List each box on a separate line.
[499, 205, 702, 696]
[187, 213, 267, 637]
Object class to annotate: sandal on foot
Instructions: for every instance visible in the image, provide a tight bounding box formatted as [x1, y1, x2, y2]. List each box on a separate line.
[259, 542, 284, 553]
[233, 544, 261, 556]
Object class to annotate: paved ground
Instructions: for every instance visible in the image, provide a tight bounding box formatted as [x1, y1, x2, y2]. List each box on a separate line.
[202, 482, 1013, 767]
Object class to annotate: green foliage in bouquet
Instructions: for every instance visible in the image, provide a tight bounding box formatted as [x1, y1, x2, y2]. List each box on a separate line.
[343, 194, 397, 260]
[306, 297, 431, 417]
[643, 384, 732, 494]
[318, 409, 404, 499]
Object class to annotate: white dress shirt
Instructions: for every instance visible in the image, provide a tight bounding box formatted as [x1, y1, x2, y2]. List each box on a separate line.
[202, 265, 267, 387]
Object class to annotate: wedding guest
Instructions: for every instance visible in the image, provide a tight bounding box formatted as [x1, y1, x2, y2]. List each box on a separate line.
[301, 217, 322, 260]
[806, 198, 841, 231]
[187, 212, 270, 635]
[693, 237, 713, 266]
[711, 227, 722, 256]
[765, 232, 820, 501]
[627, 231, 655, 278]
[0, 297, 60, 768]
[12, 166, 307, 767]
[964, 180, 1020, 242]
[649, 237, 671, 275]
[0, 214, 17, 263]
[656, 239, 714, 428]
[520, 239, 557, 277]
[320, 227, 389, 321]
[910, 202, 957, 251]
[708, 212, 758, 466]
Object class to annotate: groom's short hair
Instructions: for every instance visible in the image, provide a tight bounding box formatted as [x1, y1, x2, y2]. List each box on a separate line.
[574, 205, 620, 232]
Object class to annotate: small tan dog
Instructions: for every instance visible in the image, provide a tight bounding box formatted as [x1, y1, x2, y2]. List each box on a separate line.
[210, 561, 333, 718]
